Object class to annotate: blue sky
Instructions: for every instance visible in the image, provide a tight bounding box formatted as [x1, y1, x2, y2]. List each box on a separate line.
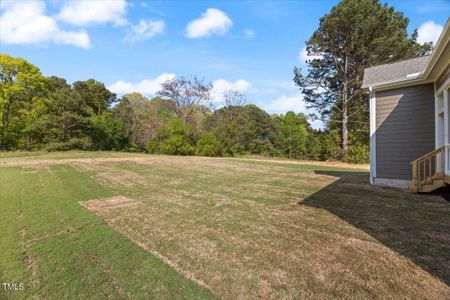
[1, 0, 449, 128]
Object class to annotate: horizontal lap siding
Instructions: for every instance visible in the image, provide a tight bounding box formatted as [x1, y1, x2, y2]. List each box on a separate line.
[375, 84, 435, 180]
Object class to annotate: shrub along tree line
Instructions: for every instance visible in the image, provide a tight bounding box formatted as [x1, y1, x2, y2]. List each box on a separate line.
[0, 54, 352, 161]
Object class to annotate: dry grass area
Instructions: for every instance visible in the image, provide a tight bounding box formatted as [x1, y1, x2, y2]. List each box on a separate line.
[66, 156, 450, 299]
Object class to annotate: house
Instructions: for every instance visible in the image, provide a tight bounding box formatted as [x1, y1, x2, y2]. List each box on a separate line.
[362, 18, 450, 193]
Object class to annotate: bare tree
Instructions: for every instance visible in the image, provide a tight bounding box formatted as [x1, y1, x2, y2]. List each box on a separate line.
[157, 77, 213, 125]
[223, 89, 247, 107]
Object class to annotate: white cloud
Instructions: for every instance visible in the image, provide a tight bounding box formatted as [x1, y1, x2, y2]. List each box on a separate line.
[185, 8, 232, 39]
[0, 1, 90, 49]
[417, 21, 443, 45]
[244, 29, 255, 38]
[54, 30, 90, 49]
[58, 0, 127, 26]
[262, 95, 306, 114]
[212, 79, 251, 103]
[114, 17, 130, 27]
[124, 20, 165, 42]
[261, 94, 324, 128]
[274, 80, 297, 90]
[108, 73, 176, 96]
[298, 46, 323, 63]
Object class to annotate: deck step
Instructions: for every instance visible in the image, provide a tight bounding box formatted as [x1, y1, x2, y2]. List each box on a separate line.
[418, 179, 445, 193]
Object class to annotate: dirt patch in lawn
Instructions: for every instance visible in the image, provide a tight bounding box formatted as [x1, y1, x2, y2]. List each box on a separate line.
[81, 195, 214, 294]
[81, 196, 141, 212]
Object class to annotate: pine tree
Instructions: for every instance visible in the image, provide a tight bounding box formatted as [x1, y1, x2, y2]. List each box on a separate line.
[294, 0, 432, 153]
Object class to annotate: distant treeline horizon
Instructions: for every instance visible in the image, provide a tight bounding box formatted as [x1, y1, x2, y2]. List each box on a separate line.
[1, 54, 370, 163]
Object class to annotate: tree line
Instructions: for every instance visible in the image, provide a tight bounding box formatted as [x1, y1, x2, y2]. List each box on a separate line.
[1, 54, 348, 161]
[1, 0, 434, 163]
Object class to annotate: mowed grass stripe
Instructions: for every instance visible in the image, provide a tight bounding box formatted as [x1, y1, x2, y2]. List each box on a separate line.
[0, 167, 30, 299]
[0, 165, 213, 299]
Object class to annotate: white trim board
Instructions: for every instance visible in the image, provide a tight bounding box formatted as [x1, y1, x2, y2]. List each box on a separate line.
[369, 89, 377, 184]
[437, 76, 450, 96]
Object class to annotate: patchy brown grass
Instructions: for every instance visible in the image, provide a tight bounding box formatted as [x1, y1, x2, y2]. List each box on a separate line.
[0, 154, 369, 170]
[71, 157, 450, 299]
[230, 156, 370, 170]
[81, 196, 141, 211]
[0, 156, 157, 168]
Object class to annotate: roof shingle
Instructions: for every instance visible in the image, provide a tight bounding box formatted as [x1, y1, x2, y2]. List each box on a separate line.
[362, 55, 430, 88]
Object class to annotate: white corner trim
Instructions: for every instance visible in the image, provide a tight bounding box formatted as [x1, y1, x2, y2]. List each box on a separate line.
[436, 75, 450, 96]
[369, 87, 376, 184]
[444, 88, 449, 146]
[435, 82, 440, 149]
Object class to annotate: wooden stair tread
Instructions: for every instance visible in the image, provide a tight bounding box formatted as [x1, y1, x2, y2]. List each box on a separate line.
[417, 180, 445, 193]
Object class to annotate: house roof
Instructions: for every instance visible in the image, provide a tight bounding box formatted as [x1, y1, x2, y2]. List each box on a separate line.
[363, 17, 450, 90]
[361, 55, 430, 88]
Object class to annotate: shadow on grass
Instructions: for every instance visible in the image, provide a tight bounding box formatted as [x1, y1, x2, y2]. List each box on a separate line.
[301, 170, 450, 286]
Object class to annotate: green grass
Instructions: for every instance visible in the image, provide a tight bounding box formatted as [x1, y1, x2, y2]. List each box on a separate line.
[0, 164, 213, 299]
[1, 154, 449, 299]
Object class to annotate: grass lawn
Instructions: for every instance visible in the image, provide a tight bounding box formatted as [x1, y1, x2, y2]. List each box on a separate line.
[1, 153, 449, 299]
[0, 163, 212, 299]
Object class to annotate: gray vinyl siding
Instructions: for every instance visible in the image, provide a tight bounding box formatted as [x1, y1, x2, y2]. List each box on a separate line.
[375, 83, 435, 180]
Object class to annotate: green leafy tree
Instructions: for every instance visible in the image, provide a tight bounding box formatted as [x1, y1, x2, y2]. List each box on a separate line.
[44, 77, 126, 151]
[294, 0, 432, 152]
[44, 77, 92, 147]
[115, 93, 150, 148]
[205, 104, 278, 156]
[306, 131, 322, 160]
[242, 105, 279, 154]
[0, 54, 48, 149]
[20, 94, 48, 150]
[161, 135, 194, 155]
[342, 142, 370, 163]
[73, 79, 116, 115]
[196, 132, 220, 157]
[205, 107, 240, 155]
[148, 117, 195, 155]
[91, 112, 128, 151]
[280, 112, 308, 158]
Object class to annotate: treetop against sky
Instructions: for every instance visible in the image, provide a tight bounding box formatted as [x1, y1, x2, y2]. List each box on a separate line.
[0, 0, 448, 128]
